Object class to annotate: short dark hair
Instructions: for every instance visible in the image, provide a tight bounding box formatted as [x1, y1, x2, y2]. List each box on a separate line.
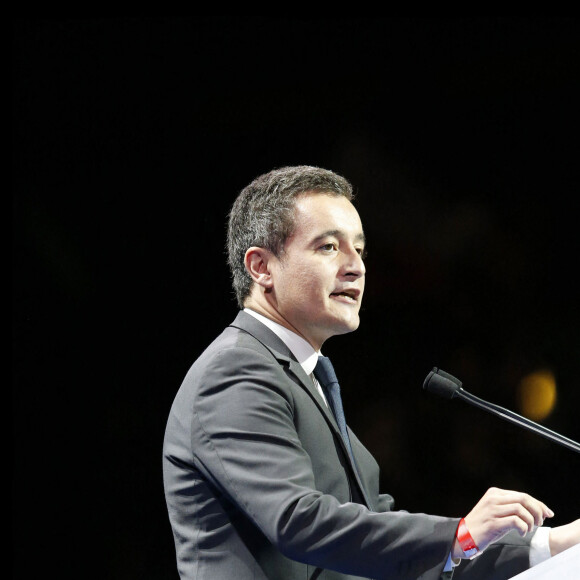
[227, 165, 354, 308]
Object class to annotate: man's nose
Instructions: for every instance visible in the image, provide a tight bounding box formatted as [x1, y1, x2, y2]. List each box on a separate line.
[342, 247, 365, 278]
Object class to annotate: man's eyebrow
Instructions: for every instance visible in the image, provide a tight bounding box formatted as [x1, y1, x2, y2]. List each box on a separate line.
[311, 230, 366, 245]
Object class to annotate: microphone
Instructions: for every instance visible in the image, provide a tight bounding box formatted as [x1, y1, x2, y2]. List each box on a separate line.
[423, 367, 580, 454]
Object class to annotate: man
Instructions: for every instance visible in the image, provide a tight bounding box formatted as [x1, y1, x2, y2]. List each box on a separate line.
[163, 166, 578, 579]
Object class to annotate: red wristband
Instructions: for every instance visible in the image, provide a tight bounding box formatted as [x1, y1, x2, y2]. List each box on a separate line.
[457, 518, 480, 559]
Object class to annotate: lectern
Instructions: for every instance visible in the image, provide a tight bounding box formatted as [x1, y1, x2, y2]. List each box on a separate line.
[509, 543, 579, 579]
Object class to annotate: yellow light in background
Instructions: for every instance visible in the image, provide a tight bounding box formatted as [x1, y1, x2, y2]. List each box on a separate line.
[517, 369, 557, 421]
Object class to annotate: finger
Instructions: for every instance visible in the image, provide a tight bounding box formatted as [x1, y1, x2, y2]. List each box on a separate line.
[501, 514, 534, 538]
[492, 503, 538, 533]
[514, 493, 554, 524]
[490, 490, 554, 523]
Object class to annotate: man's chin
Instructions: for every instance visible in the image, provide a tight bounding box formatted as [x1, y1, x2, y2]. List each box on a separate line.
[305, 315, 361, 349]
[329, 316, 361, 337]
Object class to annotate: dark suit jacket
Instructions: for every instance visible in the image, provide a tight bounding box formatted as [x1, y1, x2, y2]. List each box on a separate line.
[163, 311, 532, 579]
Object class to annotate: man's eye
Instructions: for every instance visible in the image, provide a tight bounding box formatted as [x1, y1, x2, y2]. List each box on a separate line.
[356, 247, 367, 259]
[320, 243, 337, 252]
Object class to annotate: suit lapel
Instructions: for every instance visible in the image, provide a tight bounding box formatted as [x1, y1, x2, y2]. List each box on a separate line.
[229, 311, 374, 510]
[229, 311, 332, 415]
[286, 357, 375, 511]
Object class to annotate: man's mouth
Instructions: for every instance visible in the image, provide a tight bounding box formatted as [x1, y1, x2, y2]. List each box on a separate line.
[330, 289, 360, 304]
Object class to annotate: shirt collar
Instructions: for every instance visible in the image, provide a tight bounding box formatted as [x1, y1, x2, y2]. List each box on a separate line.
[243, 308, 320, 376]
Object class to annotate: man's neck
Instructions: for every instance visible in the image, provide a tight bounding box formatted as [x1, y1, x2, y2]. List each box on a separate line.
[243, 296, 320, 349]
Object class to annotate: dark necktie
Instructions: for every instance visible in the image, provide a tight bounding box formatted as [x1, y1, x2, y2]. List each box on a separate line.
[313, 356, 357, 467]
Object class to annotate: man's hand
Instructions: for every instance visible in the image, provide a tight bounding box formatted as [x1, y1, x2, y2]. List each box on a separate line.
[452, 487, 554, 559]
[549, 519, 580, 556]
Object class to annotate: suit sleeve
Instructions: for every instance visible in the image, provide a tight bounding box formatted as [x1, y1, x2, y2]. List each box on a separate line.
[189, 345, 460, 580]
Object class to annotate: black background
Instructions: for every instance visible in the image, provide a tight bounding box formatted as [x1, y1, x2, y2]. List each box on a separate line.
[13, 18, 580, 578]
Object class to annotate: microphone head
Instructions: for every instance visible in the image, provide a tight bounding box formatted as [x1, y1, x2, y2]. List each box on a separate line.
[423, 367, 462, 399]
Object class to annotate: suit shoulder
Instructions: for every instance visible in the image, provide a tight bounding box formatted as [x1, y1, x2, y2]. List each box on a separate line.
[196, 324, 280, 368]
[180, 324, 291, 396]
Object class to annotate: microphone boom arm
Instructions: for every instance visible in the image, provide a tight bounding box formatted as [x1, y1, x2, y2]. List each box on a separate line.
[456, 387, 580, 453]
[424, 368, 580, 454]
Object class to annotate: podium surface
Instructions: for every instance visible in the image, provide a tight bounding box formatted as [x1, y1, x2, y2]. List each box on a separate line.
[510, 542, 580, 579]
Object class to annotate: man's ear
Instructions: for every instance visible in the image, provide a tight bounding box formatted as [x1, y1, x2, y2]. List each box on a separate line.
[244, 247, 275, 289]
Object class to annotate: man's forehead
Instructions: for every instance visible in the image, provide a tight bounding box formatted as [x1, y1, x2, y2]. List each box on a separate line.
[292, 194, 365, 242]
